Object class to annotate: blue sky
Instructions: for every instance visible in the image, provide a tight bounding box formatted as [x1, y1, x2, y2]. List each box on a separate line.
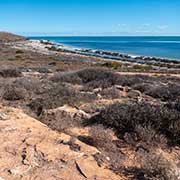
[0, 0, 180, 36]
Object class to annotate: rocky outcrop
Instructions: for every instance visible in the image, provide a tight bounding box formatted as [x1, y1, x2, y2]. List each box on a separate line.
[40, 105, 91, 131]
[0, 105, 122, 180]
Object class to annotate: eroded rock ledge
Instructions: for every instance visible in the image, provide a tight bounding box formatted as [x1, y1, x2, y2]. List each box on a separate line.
[0, 105, 122, 180]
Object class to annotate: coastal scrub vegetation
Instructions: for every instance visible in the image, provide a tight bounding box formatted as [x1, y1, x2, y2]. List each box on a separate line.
[0, 58, 180, 179]
[2, 84, 27, 101]
[134, 82, 180, 101]
[1, 32, 180, 180]
[87, 101, 180, 145]
[95, 61, 123, 69]
[123, 152, 178, 180]
[50, 68, 157, 89]
[28, 82, 97, 115]
[0, 68, 22, 78]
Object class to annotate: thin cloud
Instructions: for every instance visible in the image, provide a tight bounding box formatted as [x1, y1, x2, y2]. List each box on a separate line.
[158, 25, 168, 30]
[142, 23, 151, 27]
[117, 23, 127, 27]
[135, 30, 152, 33]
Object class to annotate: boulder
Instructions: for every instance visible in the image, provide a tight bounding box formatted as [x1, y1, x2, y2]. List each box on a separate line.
[40, 105, 91, 131]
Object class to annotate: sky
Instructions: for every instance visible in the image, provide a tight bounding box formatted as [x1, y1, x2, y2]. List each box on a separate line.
[0, 0, 180, 36]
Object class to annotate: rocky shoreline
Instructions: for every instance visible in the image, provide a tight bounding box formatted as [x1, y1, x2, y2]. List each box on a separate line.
[8, 38, 180, 69]
[39, 39, 180, 65]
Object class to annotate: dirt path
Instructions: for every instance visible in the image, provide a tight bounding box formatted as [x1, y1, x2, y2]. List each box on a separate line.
[116, 71, 180, 78]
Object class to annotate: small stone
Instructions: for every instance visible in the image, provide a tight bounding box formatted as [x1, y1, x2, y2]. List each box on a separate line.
[0, 177, 6, 180]
[0, 113, 8, 121]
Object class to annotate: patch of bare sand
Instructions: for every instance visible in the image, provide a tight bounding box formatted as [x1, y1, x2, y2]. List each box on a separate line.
[116, 71, 180, 78]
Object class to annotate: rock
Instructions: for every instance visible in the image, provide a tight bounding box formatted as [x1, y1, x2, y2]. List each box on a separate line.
[40, 105, 91, 131]
[48, 62, 56, 66]
[0, 177, 6, 180]
[0, 113, 8, 121]
[8, 165, 32, 176]
[40, 40, 55, 45]
[0, 106, 121, 180]
[75, 157, 120, 179]
[48, 45, 59, 51]
[93, 88, 102, 93]
[127, 90, 142, 99]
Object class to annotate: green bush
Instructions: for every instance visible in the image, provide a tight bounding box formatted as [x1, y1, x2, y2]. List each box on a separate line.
[133, 64, 153, 71]
[96, 61, 122, 69]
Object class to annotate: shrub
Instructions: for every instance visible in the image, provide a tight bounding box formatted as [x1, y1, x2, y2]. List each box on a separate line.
[29, 83, 96, 114]
[114, 75, 155, 87]
[96, 61, 122, 69]
[89, 125, 116, 152]
[28, 67, 51, 73]
[133, 83, 155, 93]
[0, 68, 22, 78]
[138, 153, 178, 180]
[15, 55, 22, 59]
[15, 49, 24, 54]
[51, 68, 158, 90]
[134, 125, 168, 148]
[28, 98, 45, 116]
[76, 68, 124, 89]
[50, 71, 82, 84]
[133, 64, 153, 71]
[123, 153, 178, 180]
[93, 153, 108, 167]
[65, 137, 81, 152]
[133, 82, 180, 102]
[79, 70, 147, 88]
[29, 85, 78, 112]
[76, 68, 114, 83]
[13, 77, 42, 93]
[40, 105, 89, 131]
[166, 99, 180, 111]
[89, 101, 180, 145]
[120, 125, 168, 150]
[88, 125, 125, 171]
[145, 83, 180, 101]
[51, 68, 117, 89]
[83, 78, 117, 90]
[2, 84, 27, 101]
[100, 87, 121, 99]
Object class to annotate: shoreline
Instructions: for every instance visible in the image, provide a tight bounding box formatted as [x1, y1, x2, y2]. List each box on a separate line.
[39, 39, 180, 65]
[8, 39, 180, 68]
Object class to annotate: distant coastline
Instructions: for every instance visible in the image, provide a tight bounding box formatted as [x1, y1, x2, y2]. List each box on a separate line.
[30, 36, 180, 61]
[8, 36, 180, 69]
[30, 38, 180, 66]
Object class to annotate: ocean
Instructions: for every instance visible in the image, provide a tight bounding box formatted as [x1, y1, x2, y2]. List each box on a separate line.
[30, 36, 180, 60]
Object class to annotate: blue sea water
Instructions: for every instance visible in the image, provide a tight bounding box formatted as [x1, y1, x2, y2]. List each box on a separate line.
[30, 36, 180, 60]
